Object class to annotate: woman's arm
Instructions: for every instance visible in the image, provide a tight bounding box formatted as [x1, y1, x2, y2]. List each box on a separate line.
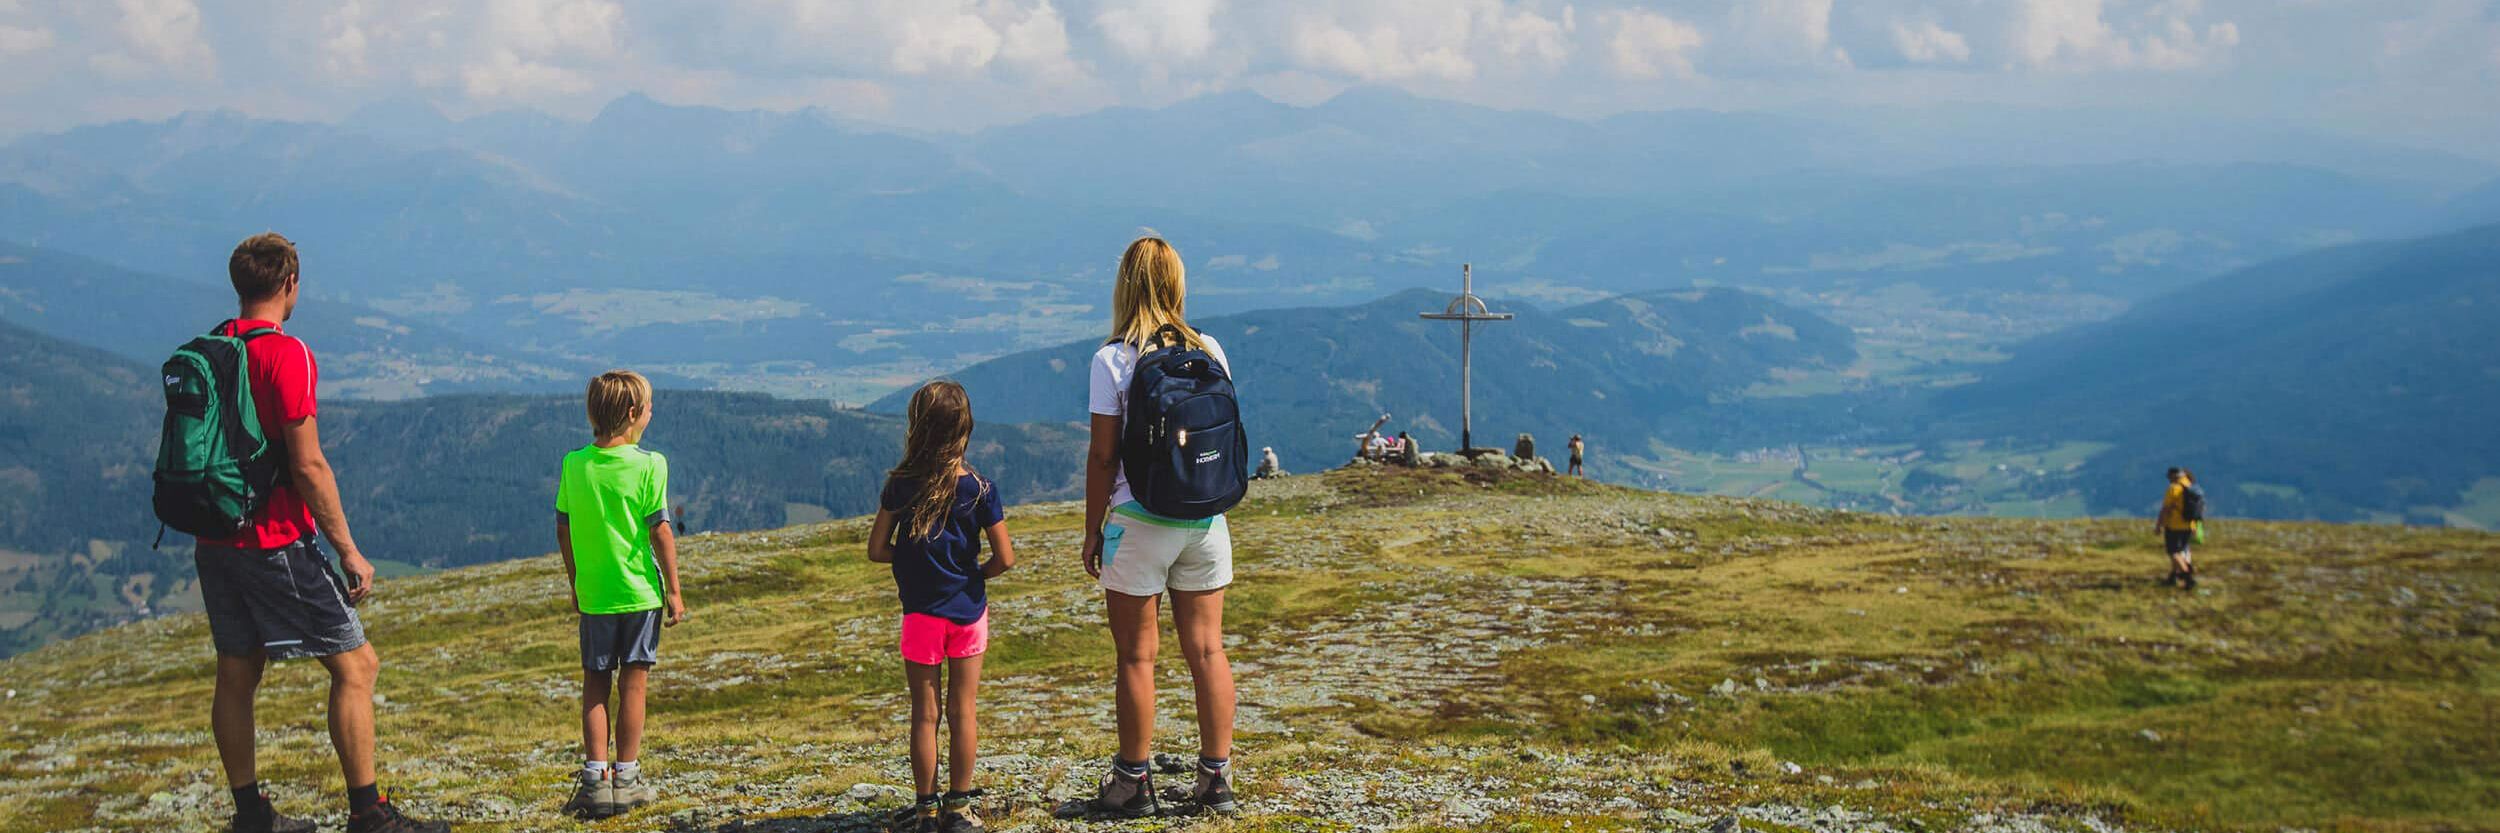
[867, 509, 898, 563]
[982, 521, 1016, 578]
[1082, 413, 1121, 578]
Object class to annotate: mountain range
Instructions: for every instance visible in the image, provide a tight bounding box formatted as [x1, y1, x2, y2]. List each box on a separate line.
[4, 88, 2488, 404]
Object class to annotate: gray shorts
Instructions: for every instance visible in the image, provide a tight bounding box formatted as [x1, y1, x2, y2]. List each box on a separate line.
[580, 609, 662, 671]
[196, 537, 368, 660]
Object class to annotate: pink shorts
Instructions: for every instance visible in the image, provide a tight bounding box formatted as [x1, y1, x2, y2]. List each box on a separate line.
[898, 612, 989, 666]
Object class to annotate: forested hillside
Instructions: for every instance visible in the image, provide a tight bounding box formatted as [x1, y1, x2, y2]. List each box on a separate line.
[874, 287, 1856, 473]
[1940, 223, 2500, 522]
[0, 322, 1083, 655]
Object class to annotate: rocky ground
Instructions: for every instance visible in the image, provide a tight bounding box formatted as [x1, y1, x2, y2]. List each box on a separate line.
[2, 469, 2494, 832]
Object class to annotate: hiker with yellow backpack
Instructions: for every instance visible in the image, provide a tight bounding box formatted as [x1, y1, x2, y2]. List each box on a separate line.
[2158, 467, 2207, 590]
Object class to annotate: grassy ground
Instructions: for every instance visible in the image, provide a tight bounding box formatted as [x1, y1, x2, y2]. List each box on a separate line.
[1, 469, 2493, 832]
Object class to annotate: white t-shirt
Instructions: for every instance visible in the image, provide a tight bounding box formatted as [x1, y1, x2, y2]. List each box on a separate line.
[1088, 334, 1232, 509]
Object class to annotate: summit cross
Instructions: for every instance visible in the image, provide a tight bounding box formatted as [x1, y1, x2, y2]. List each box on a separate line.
[1418, 263, 1513, 453]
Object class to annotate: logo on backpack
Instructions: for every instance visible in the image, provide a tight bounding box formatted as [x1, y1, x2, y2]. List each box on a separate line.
[151, 322, 285, 542]
[1120, 326, 1249, 520]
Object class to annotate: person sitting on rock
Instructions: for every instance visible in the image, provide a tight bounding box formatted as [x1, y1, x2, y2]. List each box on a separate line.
[1254, 447, 1285, 480]
[1397, 432, 1421, 467]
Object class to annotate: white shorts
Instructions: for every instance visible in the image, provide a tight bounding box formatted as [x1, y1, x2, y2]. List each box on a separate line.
[1098, 503, 1233, 597]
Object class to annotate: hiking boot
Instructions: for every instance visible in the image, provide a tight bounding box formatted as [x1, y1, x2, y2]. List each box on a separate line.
[561, 771, 612, 819]
[886, 797, 938, 833]
[1159, 760, 1239, 815]
[345, 797, 451, 833]
[2182, 569, 2199, 591]
[937, 789, 986, 832]
[611, 768, 656, 812]
[1052, 765, 1157, 820]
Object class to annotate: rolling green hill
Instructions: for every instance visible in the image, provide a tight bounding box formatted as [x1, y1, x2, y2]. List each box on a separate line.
[1, 468, 2492, 832]
[871, 287, 1856, 474]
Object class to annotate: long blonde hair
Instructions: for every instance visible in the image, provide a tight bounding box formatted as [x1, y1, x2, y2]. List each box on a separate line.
[1110, 236, 1206, 351]
[889, 380, 984, 541]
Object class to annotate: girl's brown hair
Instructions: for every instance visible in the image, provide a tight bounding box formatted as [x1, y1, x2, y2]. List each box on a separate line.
[890, 380, 984, 541]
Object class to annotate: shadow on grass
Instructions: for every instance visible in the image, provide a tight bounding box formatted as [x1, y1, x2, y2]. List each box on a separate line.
[676, 808, 889, 833]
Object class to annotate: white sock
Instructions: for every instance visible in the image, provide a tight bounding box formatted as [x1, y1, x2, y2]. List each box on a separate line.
[615, 760, 640, 778]
[583, 760, 610, 778]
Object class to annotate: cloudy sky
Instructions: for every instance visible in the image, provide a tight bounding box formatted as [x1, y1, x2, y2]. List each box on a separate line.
[2, 0, 2495, 158]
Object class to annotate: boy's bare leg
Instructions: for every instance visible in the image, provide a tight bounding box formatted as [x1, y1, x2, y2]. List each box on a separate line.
[906, 661, 945, 796]
[212, 652, 270, 788]
[1171, 588, 1235, 761]
[1106, 591, 1161, 764]
[616, 665, 650, 763]
[945, 655, 983, 793]
[582, 668, 613, 763]
[317, 644, 381, 789]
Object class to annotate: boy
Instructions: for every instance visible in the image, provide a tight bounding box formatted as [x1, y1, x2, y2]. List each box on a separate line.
[556, 371, 688, 819]
[193, 232, 448, 833]
[2157, 467, 2200, 590]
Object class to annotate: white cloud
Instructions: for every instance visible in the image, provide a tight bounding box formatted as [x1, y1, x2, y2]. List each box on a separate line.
[1095, 0, 1220, 63]
[92, 0, 214, 78]
[1282, 0, 1574, 82]
[1608, 8, 1705, 80]
[1890, 19, 1970, 64]
[1722, 0, 1847, 69]
[0, 23, 50, 55]
[2005, 0, 2238, 71]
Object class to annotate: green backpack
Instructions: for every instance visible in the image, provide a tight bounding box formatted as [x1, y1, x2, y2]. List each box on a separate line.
[152, 322, 285, 543]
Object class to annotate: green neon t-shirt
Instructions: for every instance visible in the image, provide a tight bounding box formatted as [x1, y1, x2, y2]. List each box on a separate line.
[556, 443, 671, 614]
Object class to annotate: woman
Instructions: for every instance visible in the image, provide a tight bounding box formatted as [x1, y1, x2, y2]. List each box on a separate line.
[1067, 236, 1239, 819]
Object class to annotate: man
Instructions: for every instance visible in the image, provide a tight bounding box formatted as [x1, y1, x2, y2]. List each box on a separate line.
[193, 233, 449, 833]
[2156, 467, 2200, 590]
[1567, 434, 1585, 477]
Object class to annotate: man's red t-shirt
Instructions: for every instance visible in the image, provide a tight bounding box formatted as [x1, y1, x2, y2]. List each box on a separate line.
[196, 319, 320, 551]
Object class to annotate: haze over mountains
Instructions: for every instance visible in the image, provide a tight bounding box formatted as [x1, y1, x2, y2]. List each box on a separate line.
[6, 87, 2500, 654]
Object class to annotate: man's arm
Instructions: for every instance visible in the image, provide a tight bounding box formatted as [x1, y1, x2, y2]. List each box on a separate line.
[557, 516, 578, 612]
[277, 414, 371, 602]
[652, 519, 685, 626]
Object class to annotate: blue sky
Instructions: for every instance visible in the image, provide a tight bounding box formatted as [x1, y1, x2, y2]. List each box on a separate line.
[3, 1, 2495, 159]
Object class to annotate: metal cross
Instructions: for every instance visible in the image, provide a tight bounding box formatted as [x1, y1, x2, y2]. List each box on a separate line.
[1418, 263, 1513, 452]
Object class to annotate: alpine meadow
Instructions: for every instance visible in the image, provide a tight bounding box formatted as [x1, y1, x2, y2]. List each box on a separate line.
[1, 3, 2496, 833]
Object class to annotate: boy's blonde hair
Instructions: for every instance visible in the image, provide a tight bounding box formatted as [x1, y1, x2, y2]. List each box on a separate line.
[586, 370, 652, 439]
[1110, 235, 1205, 351]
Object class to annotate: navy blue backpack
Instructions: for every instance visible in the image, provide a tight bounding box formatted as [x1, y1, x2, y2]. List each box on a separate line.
[1120, 326, 1249, 520]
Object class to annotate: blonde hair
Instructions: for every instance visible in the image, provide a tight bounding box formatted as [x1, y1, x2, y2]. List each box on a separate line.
[889, 380, 985, 541]
[586, 370, 653, 440]
[1110, 235, 1205, 351]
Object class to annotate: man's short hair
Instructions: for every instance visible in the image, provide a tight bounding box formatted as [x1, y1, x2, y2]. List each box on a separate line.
[2166, 467, 2184, 479]
[229, 232, 299, 301]
[586, 370, 653, 439]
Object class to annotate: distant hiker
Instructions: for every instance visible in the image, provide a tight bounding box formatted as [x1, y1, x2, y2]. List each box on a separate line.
[1065, 236, 1241, 819]
[1355, 413, 1391, 461]
[2157, 467, 2205, 590]
[1397, 431, 1421, 467]
[170, 233, 448, 833]
[1254, 446, 1285, 479]
[1568, 434, 1585, 477]
[555, 370, 687, 820]
[868, 380, 1016, 832]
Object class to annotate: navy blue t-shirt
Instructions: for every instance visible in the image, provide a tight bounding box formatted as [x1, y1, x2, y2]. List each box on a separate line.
[880, 473, 1005, 625]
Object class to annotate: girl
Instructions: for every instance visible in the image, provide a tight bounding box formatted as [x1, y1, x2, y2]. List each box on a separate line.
[1065, 236, 1241, 819]
[867, 381, 1015, 833]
